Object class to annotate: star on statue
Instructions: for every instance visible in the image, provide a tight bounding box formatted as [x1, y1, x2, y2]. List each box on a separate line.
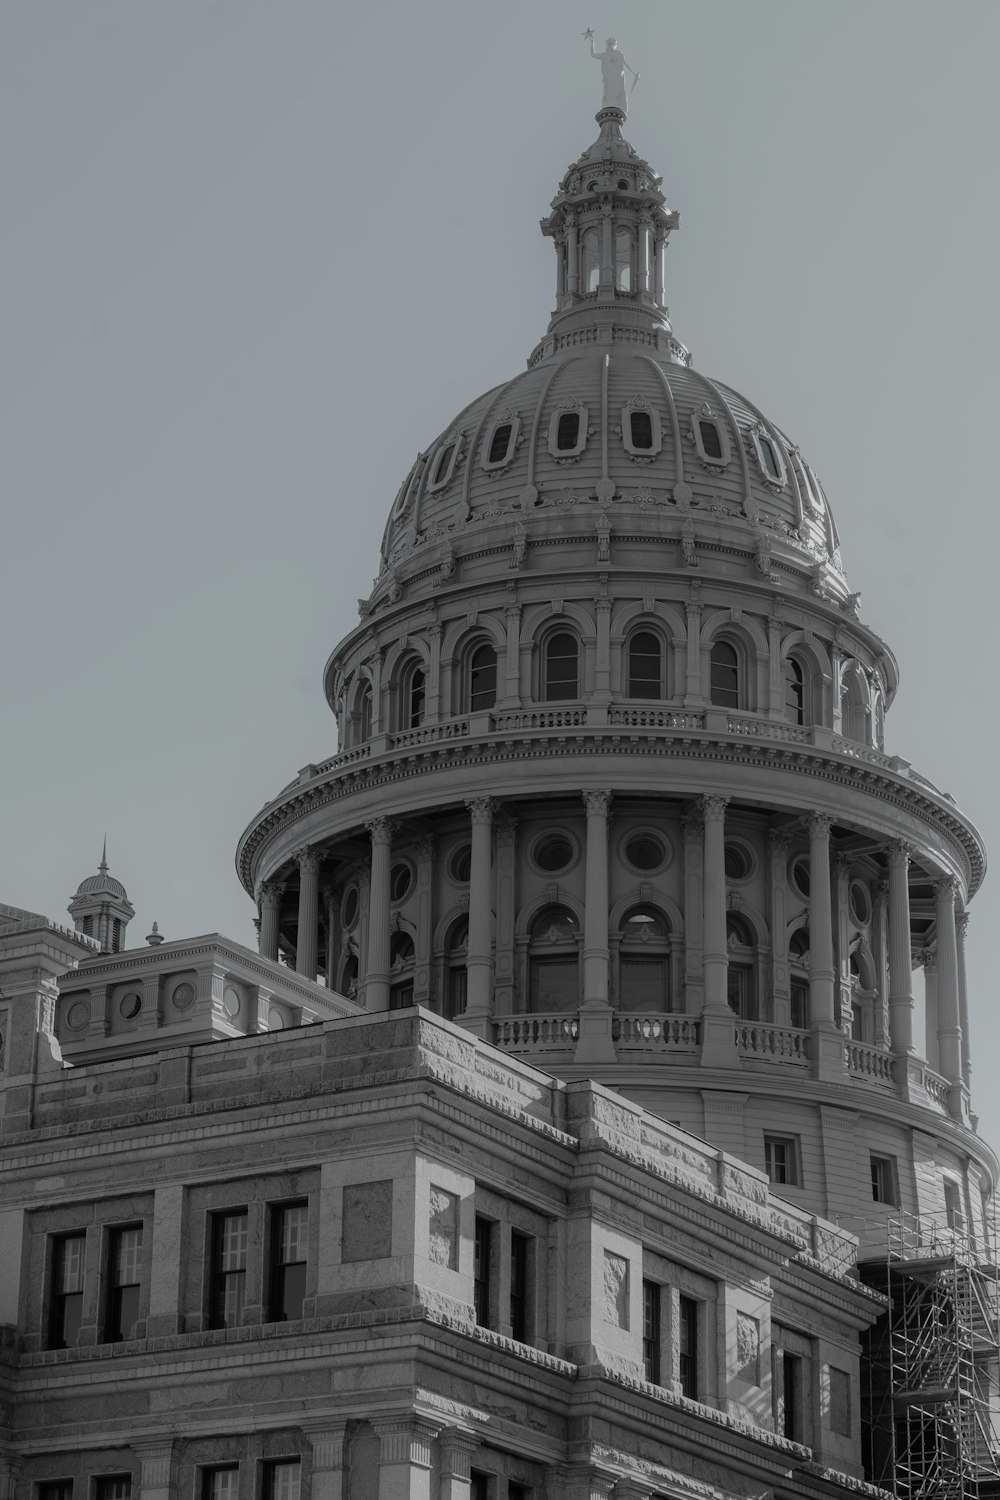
[583, 28, 595, 40]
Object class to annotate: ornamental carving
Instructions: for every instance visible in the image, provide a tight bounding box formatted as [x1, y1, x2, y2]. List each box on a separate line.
[933, 875, 960, 903]
[805, 812, 833, 840]
[466, 797, 496, 826]
[366, 817, 398, 845]
[700, 794, 729, 821]
[294, 848, 323, 875]
[583, 790, 612, 819]
[887, 840, 912, 866]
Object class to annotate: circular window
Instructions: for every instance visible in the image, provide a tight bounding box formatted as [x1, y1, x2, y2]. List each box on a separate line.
[67, 1000, 91, 1031]
[268, 1005, 285, 1031]
[223, 986, 241, 1018]
[342, 885, 360, 929]
[623, 831, 669, 875]
[390, 861, 414, 904]
[850, 880, 872, 926]
[789, 855, 810, 900]
[532, 832, 576, 874]
[172, 981, 195, 1012]
[119, 992, 141, 1021]
[617, 178, 629, 190]
[449, 843, 472, 883]
[724, 842, 754, 882]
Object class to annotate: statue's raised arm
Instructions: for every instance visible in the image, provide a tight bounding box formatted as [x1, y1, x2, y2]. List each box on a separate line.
[584, 30, 638, 115]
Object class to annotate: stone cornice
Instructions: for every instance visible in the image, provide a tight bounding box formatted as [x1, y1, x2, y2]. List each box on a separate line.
[236, 728, 983, 899]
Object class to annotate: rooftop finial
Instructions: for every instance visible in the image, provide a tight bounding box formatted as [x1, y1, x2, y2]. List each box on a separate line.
[99, 835, 108, 874]
[584, 29, 639, 116]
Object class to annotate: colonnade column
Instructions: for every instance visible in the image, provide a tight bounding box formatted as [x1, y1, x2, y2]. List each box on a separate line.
[303, 1423, 348, 1500]
[555, 237, 566, 299]
[699, 794, 737, 1068]
[957, 911, 972, 1091]
[372, 1417, 436, 1500]
[637, 216, 650, 295]
[295, 848, 321, 981]
[460, 797, 495, 1039]
[600, 210, 613, 291]
[807, 813, 844, 1082]
[887, 841, 915, 1058]
[653, 233, 664, 304]
[934, 875, 965, 1117]
[566, 216, 579, 295]
[438, 1428, 478, 1500]
[258, 881, 282, 962]
[576, 791, 616, 1065]
[365, 817, 396, 1011]
[503, 603, 522, 706]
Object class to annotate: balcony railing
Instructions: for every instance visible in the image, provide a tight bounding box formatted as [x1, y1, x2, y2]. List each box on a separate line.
[612, 1014, 700, 1051]
[734, 1023, 810, 1064]
[845, 1039, 894, 1083]
[494, 1014, 579, 1052]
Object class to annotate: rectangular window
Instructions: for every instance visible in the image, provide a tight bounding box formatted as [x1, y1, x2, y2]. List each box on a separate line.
[678, 1294, 699, 1399]
[619, 957, 668, 1011]
[269, 1202, 308, 1322]
[49, 1232, 86, 1349]
[95, 1480, 131, 1500]
[782, 1352, 802, 1441]
[508, 1486, 530, 1500]
[263, 1463, 300, 1500]
[38, 1484, 73, 1500]
[210, 1211, 248, 1329]
[870, 1154, 898, 1206]
[202, 1470, 239, 1500]
[446, 966, 467, 1020]
[470, 1474, 489, 1500]
[509, 1231, 530, 1343]
[105, 1224, 142, 1342]
[764, 1135, 800, 1187]
[474, 1217, 493, 1328]
[726, 964, 754, 1020]
[790, 978, 809, 1030]
[944, 1179, 964, 1230]
[642, 1279, 661, 1384]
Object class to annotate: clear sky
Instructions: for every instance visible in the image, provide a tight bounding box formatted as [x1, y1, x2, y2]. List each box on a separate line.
[3, 2, 999, 1140]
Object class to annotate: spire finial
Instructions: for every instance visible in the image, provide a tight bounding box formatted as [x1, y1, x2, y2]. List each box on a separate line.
[99, 835, 108, 874]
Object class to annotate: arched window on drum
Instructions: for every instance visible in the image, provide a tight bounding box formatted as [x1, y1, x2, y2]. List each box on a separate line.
[528, 906, 580, 1012]
[726, 914, 757, 1020]
[444, 917, 468, 1020]
[710, 639, 741, 710]
[542, 630, 580, 702]
[466, 641, 498, 713]
[389, 932, 415, 1011]
[617, 906, 671, 1013]
[627, 629, 664, 699]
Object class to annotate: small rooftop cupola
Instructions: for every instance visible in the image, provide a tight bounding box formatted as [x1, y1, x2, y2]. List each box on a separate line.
[67, 839, 135, 954]
[536, 33, 687, 364]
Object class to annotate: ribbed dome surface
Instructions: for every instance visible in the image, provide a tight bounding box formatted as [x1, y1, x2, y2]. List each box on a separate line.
[73, 870, 128, 900]
[380, 348, 841, 584]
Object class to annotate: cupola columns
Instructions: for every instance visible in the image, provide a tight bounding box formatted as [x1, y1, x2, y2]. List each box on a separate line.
[462, 797, 496, 1037]
[295, 849, 321, 982]
[699, 794, 737, 1068]
[258, 881, 282, 962]
[934, 876, 965, 1116]
[887, 843, 916, 1057]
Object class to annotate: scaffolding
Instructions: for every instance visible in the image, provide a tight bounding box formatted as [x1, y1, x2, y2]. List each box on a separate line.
[862, 1211, 1000, 1499]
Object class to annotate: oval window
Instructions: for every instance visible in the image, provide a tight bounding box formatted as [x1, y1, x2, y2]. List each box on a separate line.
[533, 833, 575, 874]
[342, 886, 360, 929]
[449, 844, 472, 883]
[630, 411, 653, 450]
[432, 443, 455, 486]
[724, 842, 752, 881]
[488, 423, 512, 465]
[119, 992, 141, 1021]
[624, 832, 668, 873]
[390, 862, 414, 904]
[699, 420, 723, 459]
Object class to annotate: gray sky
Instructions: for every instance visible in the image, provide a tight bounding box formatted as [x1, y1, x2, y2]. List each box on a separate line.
[4, 2, 1000, 1140]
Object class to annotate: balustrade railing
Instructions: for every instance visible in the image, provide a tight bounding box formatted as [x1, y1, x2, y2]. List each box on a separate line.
[494, 1014, 580, 1051]
[845, 1039, 894, 1082]
[492, 706, 586, 732]
[726, 714, 810, 744]
[390, 719, 470, 750]
[734, 1023, 809, 1062]
[612, 1014, 700, 1049]
[923, 1067, 952, 1109]
[608, 706, 705, 730]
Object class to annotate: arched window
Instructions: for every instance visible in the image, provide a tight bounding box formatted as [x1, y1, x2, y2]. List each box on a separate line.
[783, 657, 805, 725]
[359, 684, 373, 741]
[389, 932, 415, 1011]
[618, 906, 671, 1012]
[400, 661, 425, 730]
[467, 642, 498, 713]
[627, 630, 663, 699]
[582, 228, 600, 293]
[543, 631, 579, 702]
[726, 914, 756, 1020]
[840, 666, 869, 743]
[615, 229, 633, 292]
[529, 906, 580, 1012]
[710, 640, 740, 709]
[789, 928, 809, 1029]
[444, 916, 468, 1019]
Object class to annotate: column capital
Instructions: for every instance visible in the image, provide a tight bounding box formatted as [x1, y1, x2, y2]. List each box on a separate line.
[766, 828, 789, 859]
[132, 1441, 175, 1488]
[302, 1420, 348, 1469]
[583, 789, 613, 819]
[681, 807, 704, 842]
[366, 816, 398, 845]
[496, 814, 519, 843]
[415, 833, 436, 861]
[438, 1426, 479, 1478]
[887, 839, 913, 867]
[921, 948, 937, 973]
[876, 878, 890, 903]
[293, 846, 323, 875]
[373, 1416, 438, 1468]
[958, 910, 970, 938]
[258, 880, 283, 911]
[466, 796, 497, 826]
[805, 811, 833, 839]
[700, 793, 729, 822]
[933, 874, 960, 902]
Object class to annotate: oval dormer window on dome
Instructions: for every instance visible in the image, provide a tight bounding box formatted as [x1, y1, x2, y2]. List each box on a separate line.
[751, 426, 787, 487]
[482, 414, 520, 473]
[691, 409, 730, 469]
[621, 400, 662, 459]
[548, 406, 588, 461]
[427, 435, 461, 493]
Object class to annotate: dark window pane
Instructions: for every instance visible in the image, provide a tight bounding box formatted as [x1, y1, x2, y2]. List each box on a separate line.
[530, 958, 578, 1012]
[784, 658, 804, 724]
[270, 1204, 307, 1322]
[95, 1479, 132, 1500]
[642, 1279, 661, 1384]
[474, 1218, 492, 1327]
[544, 632, 578, 701]
[759, 436, 781, 480]
[619, 958, 668, 1012]
[488, 423, 512, 464]
[469, 645, 497, 712]
[408, 669, 425, 728]
[556, 412, 580, 451]
[628, 631, 661, 698]
[264, 1464, 300, 1500]
[211, 1212, 248, 1329]
[446, 966, 467, 1019]
[432, 443, 455, 485]
[106, 1225, 142, 1342]
[629, 411, 653, 449]
[679, 1295, 698, 1398]
[710, 641, 740, 708]
[510, 1231, 529, 1342]
[699, 420, 723, 459]
[49, 1233, 86, 1349]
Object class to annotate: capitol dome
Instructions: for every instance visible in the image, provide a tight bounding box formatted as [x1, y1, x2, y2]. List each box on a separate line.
[237, 95, 991, 1281]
